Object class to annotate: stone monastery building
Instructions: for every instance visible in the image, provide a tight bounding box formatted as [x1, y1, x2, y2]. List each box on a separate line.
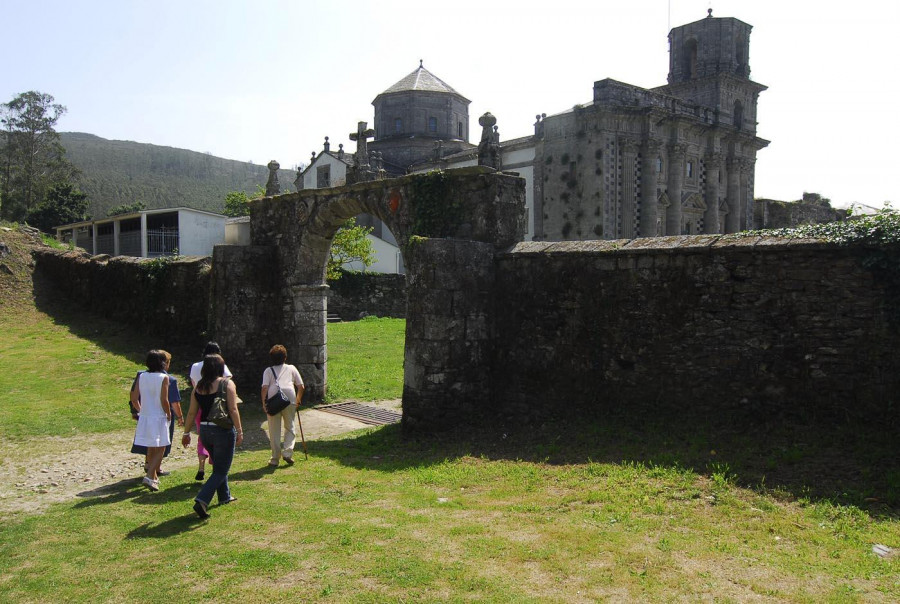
[300, 10, 767, 246]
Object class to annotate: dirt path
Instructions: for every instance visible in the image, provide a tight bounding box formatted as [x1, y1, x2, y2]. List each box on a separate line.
[0, 401, 401, 518]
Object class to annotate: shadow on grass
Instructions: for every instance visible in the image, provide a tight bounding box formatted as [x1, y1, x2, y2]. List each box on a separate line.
[126, 515, 209, 538]
[309, 410, 900, 519]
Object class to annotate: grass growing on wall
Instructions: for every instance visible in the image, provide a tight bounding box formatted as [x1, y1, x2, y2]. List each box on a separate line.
[325, 316, 405, 402]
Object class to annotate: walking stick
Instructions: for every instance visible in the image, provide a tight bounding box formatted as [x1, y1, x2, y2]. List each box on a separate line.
[295, 405, 308, 460]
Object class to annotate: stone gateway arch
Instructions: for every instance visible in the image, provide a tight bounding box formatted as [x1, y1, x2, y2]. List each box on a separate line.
[211, 168, 526, 431]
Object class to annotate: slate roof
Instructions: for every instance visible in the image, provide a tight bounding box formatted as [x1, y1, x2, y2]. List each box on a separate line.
[378, 63, 469, 102]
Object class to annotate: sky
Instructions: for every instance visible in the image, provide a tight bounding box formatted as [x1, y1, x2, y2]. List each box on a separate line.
[2, 0, 898, 209]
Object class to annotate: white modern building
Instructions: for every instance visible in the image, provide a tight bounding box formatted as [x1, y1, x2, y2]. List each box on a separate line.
[55, 207, 227, 258]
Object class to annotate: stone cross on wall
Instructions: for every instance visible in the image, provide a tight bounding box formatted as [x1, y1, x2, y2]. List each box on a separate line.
[349, 121, 375, 169]
[265, 160, 281, 196]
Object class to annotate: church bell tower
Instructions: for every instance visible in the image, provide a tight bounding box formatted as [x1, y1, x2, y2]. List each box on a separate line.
[664, 10, 765, 134]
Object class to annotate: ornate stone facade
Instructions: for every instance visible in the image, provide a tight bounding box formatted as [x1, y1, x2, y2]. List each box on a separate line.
[533, 12, 768, 240]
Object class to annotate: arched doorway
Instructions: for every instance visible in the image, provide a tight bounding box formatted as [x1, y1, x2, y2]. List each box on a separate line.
[213, 168, 526, 430]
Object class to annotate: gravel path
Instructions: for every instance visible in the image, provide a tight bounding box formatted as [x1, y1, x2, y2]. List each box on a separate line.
[0, 401, 401, 518]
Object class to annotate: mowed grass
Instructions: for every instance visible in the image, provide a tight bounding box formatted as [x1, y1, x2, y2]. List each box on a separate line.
[1, 292, 899, 601]
[0, 302, 146, 439]
[325, 316, 405, 401]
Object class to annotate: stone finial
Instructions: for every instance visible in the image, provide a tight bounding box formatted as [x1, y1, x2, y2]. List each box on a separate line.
[534, 113, 546, 139]
[707, 8, 713, 18]
[433, 139, 444, 162]
[323, 136, 330, 152]
[337, 143, 344, 159]
[419, 59, 423, 68]
[311, 151, 316, 163]
[265, 160, 281, 196]
[477, 112, 501, 170]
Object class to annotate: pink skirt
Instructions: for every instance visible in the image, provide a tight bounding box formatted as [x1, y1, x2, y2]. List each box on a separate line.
[195, 415, 210, 460]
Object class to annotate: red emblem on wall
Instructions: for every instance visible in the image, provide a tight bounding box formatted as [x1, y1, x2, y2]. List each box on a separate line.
[388, 189, 401, 214]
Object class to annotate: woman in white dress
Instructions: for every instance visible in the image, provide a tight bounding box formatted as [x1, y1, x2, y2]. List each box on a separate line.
[131, 350, 171, 491]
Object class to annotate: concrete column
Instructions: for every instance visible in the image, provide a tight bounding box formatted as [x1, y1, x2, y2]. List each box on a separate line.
[703, 152, 722, 234]
[725, 157, 741, 233]
[620, 138, 639, 238]
[140, 213, 148, 258]
[113, 220, 121, 256]
[665, 143, 687, 236]
[639, 140, 661, 237]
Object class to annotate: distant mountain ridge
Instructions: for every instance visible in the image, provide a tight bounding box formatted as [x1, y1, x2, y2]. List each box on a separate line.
[59, 132, 297, 219]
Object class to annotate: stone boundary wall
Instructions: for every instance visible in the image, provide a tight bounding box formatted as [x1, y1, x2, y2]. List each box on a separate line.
[327, 271, 407, 320]
[491, 236, 900, 425]
[32, 248, 211, 345]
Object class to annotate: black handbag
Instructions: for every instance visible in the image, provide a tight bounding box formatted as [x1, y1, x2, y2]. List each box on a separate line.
[128, 371, 142, 419]
[265, 367, 292, 415]
[207, 378, 234, 429]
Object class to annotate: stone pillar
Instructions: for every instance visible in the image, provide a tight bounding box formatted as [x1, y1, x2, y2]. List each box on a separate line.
[639, 140, 661, 237]
[739, 159, 752, 231]
[285, 284, 328, 403]
[725, 157, 741, 233]
[402, 238, 495, 432]
[620, 138, 638, 238]
[703, 152, 722, 234]
[665, 143, 686, 236]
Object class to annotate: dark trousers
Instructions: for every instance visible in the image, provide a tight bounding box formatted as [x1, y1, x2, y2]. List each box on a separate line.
[196, 424, 236, 505]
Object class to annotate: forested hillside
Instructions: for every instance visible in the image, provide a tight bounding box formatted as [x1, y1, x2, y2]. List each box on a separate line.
[60, 132, 298, 219]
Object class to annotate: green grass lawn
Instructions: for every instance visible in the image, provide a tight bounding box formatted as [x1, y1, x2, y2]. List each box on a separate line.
[0, 292, 898, 601]
[325, 316, 405, 402]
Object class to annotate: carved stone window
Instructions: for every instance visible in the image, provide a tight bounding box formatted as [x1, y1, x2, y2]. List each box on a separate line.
[683, 39, 698, 80]
[733, 101, 743, 130]
[458, 121, 463, 138]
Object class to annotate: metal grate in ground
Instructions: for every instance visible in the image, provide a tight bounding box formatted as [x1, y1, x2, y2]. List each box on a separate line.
[315, 402, 401, 426]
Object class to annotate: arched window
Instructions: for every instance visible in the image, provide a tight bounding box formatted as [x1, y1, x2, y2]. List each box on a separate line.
[733, 100, 743, 130]
[394, 118, 403, 133]
[428, 117, 437, 133]
[656, 157, 663, 173]
[458, 121, 463, 138]
[683, 39, 698, 80]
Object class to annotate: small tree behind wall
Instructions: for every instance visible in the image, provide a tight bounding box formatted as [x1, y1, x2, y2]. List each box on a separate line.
[328, 218, 375, 280]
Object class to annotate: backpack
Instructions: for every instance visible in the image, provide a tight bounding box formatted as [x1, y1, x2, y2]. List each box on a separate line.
[206, 378, 233, 429]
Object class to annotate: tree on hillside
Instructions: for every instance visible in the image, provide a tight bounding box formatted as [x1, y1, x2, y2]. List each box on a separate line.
[328, 218, 375, 280]
[107, 201, 146, 216]
[0, 91, 78, 221]
[25, 183, 89, 232]
[223, 185, 266, 217]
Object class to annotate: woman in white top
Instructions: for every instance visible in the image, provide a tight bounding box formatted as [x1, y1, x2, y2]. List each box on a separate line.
[132, 350, 171, 491]
[260, 344, 304, 467]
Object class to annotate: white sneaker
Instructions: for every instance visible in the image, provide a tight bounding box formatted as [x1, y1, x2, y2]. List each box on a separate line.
[142, 476, 159, 492]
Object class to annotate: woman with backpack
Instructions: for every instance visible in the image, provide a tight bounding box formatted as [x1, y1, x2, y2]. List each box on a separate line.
[182, 354, 243, 519]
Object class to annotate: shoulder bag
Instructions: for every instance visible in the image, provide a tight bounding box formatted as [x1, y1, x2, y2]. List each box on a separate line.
[266, 367, 292, 416]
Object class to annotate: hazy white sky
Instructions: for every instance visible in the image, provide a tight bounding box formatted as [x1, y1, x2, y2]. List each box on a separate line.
[2, 0, 898, 208]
